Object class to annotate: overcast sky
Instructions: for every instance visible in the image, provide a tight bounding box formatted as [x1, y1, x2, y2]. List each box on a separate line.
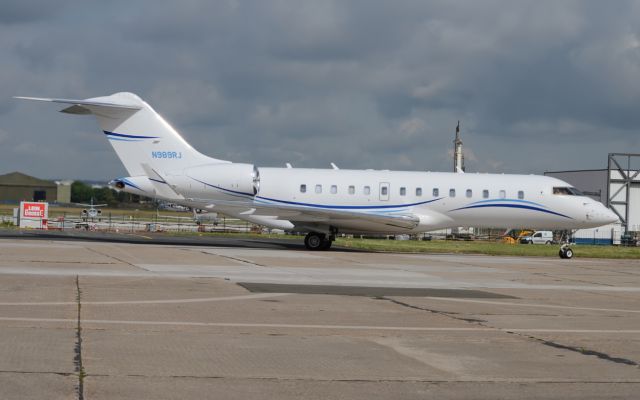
[2, 0, 640, 180]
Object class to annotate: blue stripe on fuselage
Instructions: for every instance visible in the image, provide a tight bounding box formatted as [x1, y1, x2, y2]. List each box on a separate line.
[468, 198, 547, 208]
[450, 203, 572, 219]
[191, 176, 444, 210]
[254, 196, 443, 210]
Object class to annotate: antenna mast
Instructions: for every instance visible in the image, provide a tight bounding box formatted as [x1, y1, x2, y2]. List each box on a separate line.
[453, 121, 465, 173]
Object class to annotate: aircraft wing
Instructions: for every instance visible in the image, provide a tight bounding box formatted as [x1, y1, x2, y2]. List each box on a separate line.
[269, 204, 419, 229]
[186, 198, 420, 230]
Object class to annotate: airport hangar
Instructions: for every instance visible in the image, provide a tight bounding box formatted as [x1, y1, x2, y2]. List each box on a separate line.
[0, 171, 71, 204]
[545, 153, 640, 233]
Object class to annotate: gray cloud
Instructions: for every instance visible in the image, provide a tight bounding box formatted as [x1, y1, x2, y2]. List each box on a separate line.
[2, 0, 640, 180]
[0, 0, 76, 25]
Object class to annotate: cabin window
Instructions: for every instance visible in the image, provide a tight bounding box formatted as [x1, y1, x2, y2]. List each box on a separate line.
[499, 190, 506, 199]
[364, 186, 371, 195]
[300, 184, 306, 193]
[348, 185, 355, 195]
[381, 186, 388, 196]
[330, 185, 337, 194]
[315, 184, 322, 194]
[482, 189, 489, 199]
[433, 188, 439, 197]
[518, 190, 525, 199]
[416, 187, 422, 196]
[449, 188, 456, 197]
[466, 189, 472, 198]
[400, 187, 406, 196]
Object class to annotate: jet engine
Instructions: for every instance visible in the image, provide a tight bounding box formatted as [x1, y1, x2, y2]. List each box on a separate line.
[108, 176, 154, 197]
[185, 163, 260, 196]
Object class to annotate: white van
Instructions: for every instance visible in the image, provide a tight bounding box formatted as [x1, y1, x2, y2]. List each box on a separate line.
[520, 231, 553, 244]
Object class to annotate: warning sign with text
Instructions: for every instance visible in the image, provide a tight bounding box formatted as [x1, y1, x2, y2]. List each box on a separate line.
[22, 202, 46, 218]
[19, 202, 48, 229]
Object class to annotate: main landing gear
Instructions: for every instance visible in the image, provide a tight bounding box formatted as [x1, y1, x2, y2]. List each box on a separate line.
[304, 232, 334, 250]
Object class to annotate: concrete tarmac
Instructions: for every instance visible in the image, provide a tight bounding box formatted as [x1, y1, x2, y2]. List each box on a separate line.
[0, 234, 638, 399]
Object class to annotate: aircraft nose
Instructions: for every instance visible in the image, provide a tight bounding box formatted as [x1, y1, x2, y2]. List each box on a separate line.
[590, 205, 619, 225]
[603, 207, 620, 224]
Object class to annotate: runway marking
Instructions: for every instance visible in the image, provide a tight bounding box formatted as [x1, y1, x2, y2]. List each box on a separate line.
[0, 291, 636, 313]
[1, 317, 640, 334]
[420, 296, 640, 314]
[0, 293, 290, 306]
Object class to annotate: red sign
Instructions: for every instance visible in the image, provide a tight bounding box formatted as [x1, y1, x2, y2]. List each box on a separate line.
[22, 202, 46, 218]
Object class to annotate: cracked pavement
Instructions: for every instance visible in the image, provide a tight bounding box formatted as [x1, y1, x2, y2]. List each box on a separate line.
[0, 236, 638, 399]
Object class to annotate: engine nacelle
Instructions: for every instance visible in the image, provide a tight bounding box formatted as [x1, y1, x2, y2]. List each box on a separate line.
[185, 163, 259, 197]
[108, 176, 155, 197]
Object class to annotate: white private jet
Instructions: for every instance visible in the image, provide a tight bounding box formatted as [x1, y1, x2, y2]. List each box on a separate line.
[75, 197, 107, 220]
[16, 92, 618, 257]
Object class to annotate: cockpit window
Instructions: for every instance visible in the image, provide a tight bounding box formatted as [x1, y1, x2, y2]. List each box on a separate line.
[553, 187, 583, 196]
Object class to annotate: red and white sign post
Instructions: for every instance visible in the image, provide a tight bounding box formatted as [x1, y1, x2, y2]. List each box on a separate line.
[19, 202, 49, 229]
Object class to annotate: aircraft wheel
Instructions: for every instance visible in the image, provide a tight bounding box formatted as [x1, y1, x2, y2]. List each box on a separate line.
[564, 248, 573, 259]
[559, 247, 573, 259]
[304, 232, 325, 250]
[320, 238, 333, 250]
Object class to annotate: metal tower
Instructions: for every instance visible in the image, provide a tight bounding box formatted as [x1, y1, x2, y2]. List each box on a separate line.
[453, 121, 465, 173]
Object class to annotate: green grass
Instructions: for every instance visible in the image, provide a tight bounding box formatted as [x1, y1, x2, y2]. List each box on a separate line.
[335, 238, 640, 259]
[0, 221, 16, 229]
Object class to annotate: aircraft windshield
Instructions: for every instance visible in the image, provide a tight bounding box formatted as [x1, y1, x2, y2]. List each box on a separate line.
[553, 187, 583, 196]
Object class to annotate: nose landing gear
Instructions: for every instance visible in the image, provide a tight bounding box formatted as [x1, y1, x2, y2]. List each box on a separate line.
[559, 244, 573, 259]
[558, 230, 574, 259]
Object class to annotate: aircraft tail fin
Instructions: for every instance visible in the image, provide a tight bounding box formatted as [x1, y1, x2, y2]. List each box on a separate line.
[15, 93, 228, 176]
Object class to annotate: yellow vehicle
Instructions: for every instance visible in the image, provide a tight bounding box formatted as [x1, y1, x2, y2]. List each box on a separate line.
[501, 229, 535, 244]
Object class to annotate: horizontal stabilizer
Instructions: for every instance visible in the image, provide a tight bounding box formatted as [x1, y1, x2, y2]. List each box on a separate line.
[14, 96, 141, 112]
[15, 96, 141, 118]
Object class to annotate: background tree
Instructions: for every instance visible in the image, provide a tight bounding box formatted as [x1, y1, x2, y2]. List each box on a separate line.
[70, 181, 93, 203]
